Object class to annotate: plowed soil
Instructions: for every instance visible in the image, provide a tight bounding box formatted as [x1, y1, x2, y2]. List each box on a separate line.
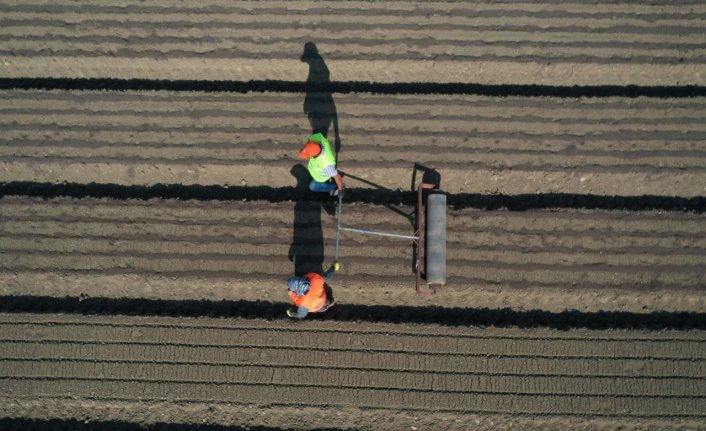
[2, 89, 706, 197]
[1, 1, 705, 430]
[2, 0, 705, 85]
[2, 196, 705, 314]
[1, 313, 705, 431]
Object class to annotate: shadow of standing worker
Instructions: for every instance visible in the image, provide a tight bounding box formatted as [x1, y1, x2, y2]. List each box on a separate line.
[288, 164, 324, 276]
[301, 41, 342, 159]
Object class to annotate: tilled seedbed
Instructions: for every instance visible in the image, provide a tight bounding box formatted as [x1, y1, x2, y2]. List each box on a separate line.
[1, 196, 705, 314]
[2, 89, 705, 196]
[2, 1, 706, 430]
[0, 313, 705, 431]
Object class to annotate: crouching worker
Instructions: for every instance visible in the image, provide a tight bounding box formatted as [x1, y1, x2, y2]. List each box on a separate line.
[286, 262, 340, 319]
[298, 133, 344, 197]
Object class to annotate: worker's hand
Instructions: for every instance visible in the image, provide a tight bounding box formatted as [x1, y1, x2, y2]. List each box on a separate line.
[286, 308, 294, 318]
[332, 260, 341, 272]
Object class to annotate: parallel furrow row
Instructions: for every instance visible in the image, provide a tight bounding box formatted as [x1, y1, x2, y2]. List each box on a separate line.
[6, 315, 706, 341]
[0, 314, 704, 417]
[3, 252, 705, 287]
[3, 234, 705, 265]
[3, 354, 706, 379]
[1, 319, 704, 358]
[5, 386, 704, 417]
[3, 230, 706, 255]
[2, 0, 705, 64]
[2, 196, 704, 230]
[2, 89, 704, 195]
[3, 374, 703, 398]
[2, 91, 705, 173]
[6, 90, 706, 111]
[1, 197, 703, 288]
[2, 48, 704, 64]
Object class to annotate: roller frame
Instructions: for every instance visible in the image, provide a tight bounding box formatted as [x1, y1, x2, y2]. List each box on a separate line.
[334, 181, 444, 295]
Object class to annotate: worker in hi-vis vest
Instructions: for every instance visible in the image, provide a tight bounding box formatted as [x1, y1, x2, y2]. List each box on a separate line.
[298, 132, 344, 196]
[286, 262, 339, 318]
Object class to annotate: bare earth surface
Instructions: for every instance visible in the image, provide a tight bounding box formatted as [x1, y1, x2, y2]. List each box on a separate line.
[2, 89, 706, 196]
[1, 0, 705, 85]
[2, 196, 705, 314]
[1, 1, 705, 430]
[1, 314, 705, 431]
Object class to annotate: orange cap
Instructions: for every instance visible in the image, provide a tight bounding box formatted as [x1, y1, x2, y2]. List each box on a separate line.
[299, 141, 321, 159]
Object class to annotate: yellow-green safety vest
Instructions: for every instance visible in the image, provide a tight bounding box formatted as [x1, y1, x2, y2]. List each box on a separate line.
[307, 133, 336, 182]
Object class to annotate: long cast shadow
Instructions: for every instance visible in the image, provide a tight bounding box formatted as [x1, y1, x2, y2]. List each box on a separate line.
[1, 295, 704, 330]
[301, 42, 342, 158]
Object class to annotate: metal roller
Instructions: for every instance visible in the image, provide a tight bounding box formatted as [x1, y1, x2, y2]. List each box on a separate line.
[425, 193, 446, 286]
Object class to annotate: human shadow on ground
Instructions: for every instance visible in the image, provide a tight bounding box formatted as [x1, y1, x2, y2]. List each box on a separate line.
[301, 41, 342, 159]
[288, 164, 324, 276]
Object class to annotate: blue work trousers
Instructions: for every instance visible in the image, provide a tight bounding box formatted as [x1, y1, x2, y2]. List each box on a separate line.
[309, 179, 336, 193]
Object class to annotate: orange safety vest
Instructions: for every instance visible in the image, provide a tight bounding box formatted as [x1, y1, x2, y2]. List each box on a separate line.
[289, 273, 327, 313]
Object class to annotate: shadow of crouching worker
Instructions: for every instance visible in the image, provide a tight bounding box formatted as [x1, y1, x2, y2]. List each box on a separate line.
[288, 164, 325, 277]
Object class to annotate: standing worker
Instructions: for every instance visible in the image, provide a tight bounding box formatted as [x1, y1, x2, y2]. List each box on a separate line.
[286, 262, 340, 319]
[299, 133, 344, 196]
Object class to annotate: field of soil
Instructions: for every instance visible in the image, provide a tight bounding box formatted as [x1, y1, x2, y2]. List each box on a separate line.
[1, 313, 705, 431]
[1, 1, 705, 430]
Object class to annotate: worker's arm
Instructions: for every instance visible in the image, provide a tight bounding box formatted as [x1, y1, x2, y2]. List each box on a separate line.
[286, 306, 309, 319]
[332, 172, 344, 191]
[323, 263, 339, 282]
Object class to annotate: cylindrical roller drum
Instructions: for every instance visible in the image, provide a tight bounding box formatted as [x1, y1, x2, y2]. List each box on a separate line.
[426, 193, 446, 286]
